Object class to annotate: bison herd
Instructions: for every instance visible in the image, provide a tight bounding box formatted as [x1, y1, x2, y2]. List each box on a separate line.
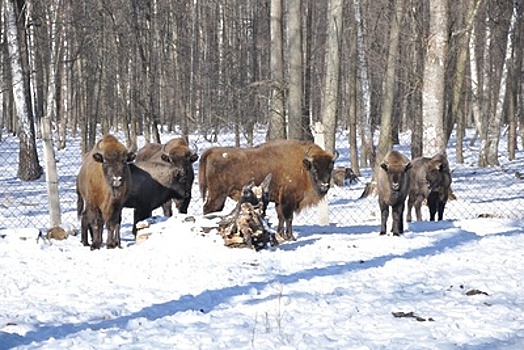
[76, 134, 451, 250]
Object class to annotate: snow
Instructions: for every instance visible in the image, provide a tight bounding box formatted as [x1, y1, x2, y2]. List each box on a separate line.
[1, 130, 524, 349]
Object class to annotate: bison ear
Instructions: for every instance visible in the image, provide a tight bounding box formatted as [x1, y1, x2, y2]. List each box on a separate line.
[303, 158, 312, 170]
[189, 152, 199, 163]
[261, 173, 272, 192]
[161, 154, 172, 164]
[93, 153, 104, 163]
[127, 152, 136, 163]
[380, 162, 388, 171]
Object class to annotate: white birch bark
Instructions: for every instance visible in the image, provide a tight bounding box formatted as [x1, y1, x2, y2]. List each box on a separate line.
[268, 0, 286, 139]
[5, 0, 42, 180]
[478, 15, 491, 166]
[321, 0, 343, 153]
[486, 1, 518, 165]
[42, 0, 62, 227]
[287, 0, 304, 140]
[422, 0, 448, 157]
[353, 0, 373, 166]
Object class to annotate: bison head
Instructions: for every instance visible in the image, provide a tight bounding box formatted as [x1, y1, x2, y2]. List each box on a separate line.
[380, 159, 412, 192]
[424, 154, 449, 192]
[93, 146, 135, 189]
[303, 148, 339, 196]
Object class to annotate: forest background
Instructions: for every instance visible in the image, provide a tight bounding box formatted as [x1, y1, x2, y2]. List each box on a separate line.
[1, 0, 523, 228]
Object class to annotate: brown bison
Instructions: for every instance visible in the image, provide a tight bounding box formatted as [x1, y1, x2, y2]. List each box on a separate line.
[76, 135, 135, 249]
[124, 137, 198, 236]
[332, 166, 358, 186]
[199, 139, 338, 242]
[407, 153, 452, 222]
[377, 150, 412, 236]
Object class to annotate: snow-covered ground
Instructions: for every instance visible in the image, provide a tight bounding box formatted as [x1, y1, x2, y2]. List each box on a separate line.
[1, 129, 524, 349]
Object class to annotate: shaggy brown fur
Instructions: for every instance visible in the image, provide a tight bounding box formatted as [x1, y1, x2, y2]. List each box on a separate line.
[125, 137, 198, 236]
[76, 135, 135, 249]
[199, 139, 338, 241]
[377, 150, 412, 236]
[407, 153, 452, 222]
[332, 166, 358, 186]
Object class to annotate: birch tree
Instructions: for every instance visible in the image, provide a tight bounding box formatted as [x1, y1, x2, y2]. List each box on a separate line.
[268, 0, 286, 140]
[375, 0, 403, 170]
[287, 0, 304, 140]
[321, 0, 342, 154]
[422, 0, 448, 157]
[5, 0, 42, 181]
[353, 0, 374, 167]
[486, 0, 518, 166]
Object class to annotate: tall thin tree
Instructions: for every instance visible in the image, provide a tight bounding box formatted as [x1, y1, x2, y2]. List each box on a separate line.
[5, 0, 42, 181]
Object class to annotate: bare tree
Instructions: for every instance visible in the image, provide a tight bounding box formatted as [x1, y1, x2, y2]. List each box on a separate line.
[287, 0, 304, 140]
[374, 0, 403, 171]
[321, 0, 342, 154]
[486, 0, 518, 165]
[422, 0, 448, 157]
[5, 0, 42, 181]
[268, 0, 286, 140]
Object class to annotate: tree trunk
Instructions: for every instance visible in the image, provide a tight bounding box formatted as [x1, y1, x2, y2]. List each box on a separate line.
[268, 0, 286, 140]
[287, 0, 304, 140]
[5, 0, 42, 181]
[321, 0, 342, 154]
[486, 1, 518, 165]
[375, 0, 402, 171]
[353, 0, 374, 168]
[452, 0, 481, 164]
[422, 0, 448, 157]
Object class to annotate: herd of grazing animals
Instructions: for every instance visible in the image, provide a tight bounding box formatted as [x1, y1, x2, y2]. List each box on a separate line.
[76, 135, 452, 250]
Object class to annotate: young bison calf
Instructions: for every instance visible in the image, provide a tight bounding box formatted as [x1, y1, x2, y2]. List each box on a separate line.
[407, 153, 452, 222]
[377, 150, 412, 236]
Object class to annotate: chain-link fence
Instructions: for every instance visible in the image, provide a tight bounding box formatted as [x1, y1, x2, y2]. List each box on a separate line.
[1, 128, 524, 233]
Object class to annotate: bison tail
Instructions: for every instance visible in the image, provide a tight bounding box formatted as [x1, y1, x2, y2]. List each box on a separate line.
[198, 154, 208, 201]
[76, 189, 84, 218]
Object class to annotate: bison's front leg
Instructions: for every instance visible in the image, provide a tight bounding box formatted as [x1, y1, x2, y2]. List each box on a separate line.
[80, 214, 90, 246]
[379, 201, 389, 235]
[203, 192, 228, 215]
[106, 221, 122, 249]
[392, 202, 405, 236]
[437, 200, 446, 221]
[90, 223, 104, 250]
[427, 192, 438, 221]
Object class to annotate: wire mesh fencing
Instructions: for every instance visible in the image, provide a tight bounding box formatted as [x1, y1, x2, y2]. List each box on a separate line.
[1, 128, 524, 234]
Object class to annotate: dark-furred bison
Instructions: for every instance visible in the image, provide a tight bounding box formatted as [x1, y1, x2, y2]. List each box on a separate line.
[407, 153, 452, 222]
[76, 135, 135, 249]
[199, 139, 338, 242]
[377, 150, 412, 236]
[124, 137, 198, 236]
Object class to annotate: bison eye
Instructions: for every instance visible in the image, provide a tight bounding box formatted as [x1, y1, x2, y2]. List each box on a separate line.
[178, 175, 187, 183]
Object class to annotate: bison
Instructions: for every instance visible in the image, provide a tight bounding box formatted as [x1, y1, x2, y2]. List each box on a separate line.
[124, 137, 199, 236]
[407, 153, 452, 222]
[76, 135, 135, 249]
[377, 150, 412, 236]
[199, 139, 338, 242]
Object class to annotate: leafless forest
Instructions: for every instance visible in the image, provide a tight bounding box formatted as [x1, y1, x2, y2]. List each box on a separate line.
[1, 0, 523, 178]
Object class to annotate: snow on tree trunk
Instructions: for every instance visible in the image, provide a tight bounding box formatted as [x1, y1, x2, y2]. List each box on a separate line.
[5, 0, 42, 181]
[422, 0, 448, 157]
[486, 1, 518, 166]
